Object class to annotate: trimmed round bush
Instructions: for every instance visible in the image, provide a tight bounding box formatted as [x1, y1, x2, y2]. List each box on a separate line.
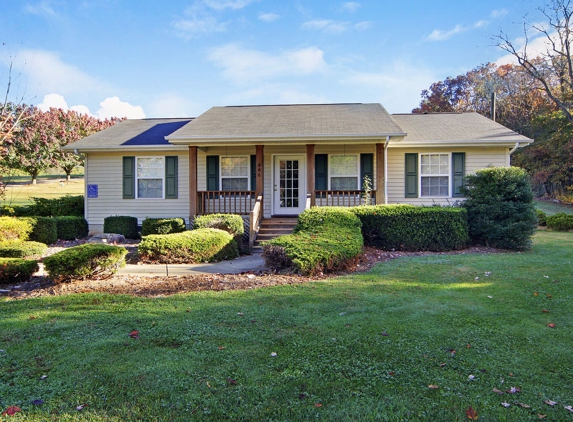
[0, 258, 39, 284]
[462, 167, 538, 250]
[141, 217, 186, 236]
[351, 205, 469, 252]
[193, 214, 246, 252]
[546, 212, 573, 231]
[536, 209, 547, 226]
[53, 216, 89, 240]
[138, 228, 239, 264]
[43, 244, 128, 283]
[23, 217, 58, 245]
[103, 216, 139, 239]
[0, 241, 47, 259]
[0, 217, 33, 242]
[294, 207, 362, 232]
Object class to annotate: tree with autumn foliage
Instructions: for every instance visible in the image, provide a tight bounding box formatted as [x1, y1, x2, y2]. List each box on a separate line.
[53, 110, 121, 180]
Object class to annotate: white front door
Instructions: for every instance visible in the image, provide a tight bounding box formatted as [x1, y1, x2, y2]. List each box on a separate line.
[273, 155, 306, 215]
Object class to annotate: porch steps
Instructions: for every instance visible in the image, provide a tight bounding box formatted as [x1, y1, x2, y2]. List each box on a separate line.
[254, 218, 298, 248]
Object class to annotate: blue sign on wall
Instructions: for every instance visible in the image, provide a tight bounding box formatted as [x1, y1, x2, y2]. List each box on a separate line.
[87, 184, 98, 198]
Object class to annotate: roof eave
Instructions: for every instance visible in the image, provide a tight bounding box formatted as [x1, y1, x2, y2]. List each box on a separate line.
[63, 145, 190, 153]
[389, 139, 534, 148]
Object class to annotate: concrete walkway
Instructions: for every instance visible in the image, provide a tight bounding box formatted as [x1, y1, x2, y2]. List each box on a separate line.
[116, 251, 268, 276]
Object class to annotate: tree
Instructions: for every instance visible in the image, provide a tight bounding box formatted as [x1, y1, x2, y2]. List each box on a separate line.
[495, 0, 573, 123]
[53, 110, 121, 180]
[5, 107, 60, 184]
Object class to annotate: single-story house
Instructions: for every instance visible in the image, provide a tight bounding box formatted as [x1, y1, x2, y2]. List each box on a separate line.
[66, 103, 533, 243]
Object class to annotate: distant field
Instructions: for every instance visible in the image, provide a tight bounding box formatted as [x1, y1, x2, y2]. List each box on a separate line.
[2, 177, 84, 206]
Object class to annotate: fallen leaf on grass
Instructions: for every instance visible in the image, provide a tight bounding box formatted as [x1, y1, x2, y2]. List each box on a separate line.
[270, 352, 277, 357]
[542, 309, 549, 313]
[538, 415, 547, 419]
[40, 375, 48, 380]
[428, 385, 439, 389]
[518, 403, 531, 409]
[2, 406, 21, 416]
[534, 292, 539, 296]
[466, 406, 478, 419]
[468, 374, 475, 380]
[314, 403, 322, 408]
[298, 393, 307, 400]
[381, 332, 389, 336]
[564, 405, 573, 413]
[466, 343, 471, 349]
[501, 402, 511, 408]
[129, 330, 139, 339]
[226, 378, 237, 385]
[237, 312, 244, 316]
[440, 363, 447, 367]
[388, 371, 395, 376]
[547, 323, 555, 328]
[31, 399, 44, 405]
[507, 387, 520, 394]
[547, 294, 552, 299]
[544, 399, 557, 406]
[76, 404, 87, 411]
[218, 346, 225, 350]
[29, 315, 37, 320]
[492, 388, 504, 395]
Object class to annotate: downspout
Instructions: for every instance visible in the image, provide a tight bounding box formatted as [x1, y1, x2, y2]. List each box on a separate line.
[508, 142, 521, 166]
[384, 135, 390, 205]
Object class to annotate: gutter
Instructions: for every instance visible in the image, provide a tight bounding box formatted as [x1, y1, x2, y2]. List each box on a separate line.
[508, 142, 521, 166]
[384, 135, 390, 205]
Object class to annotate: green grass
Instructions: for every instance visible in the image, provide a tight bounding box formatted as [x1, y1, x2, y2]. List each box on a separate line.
[535, 199, 573, 215]
[2, 178, 84, 207]
[1, 231, 572, 421]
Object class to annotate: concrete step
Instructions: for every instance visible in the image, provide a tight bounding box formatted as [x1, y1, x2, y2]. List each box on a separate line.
[254, 217, 298, 246]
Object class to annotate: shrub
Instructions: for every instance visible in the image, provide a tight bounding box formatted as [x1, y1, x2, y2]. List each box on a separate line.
[103, 216, 139, 239]
[53, 216, 89, 240]
[536, 209, 547, 226]
[546, 212, 573, 231]
[0, 258, 39, 284]
[43, 244, 127, 283]
[294, 207, 362, 232]
[263, 226, 363, 275]
[29, 195, 84, 217]
[193, 214, 246, 252]
[462, 167, 538, 250]
[23, 217, 58, 245]
[141, 217, 187, 236]
[0, 241, 47, 259]
[0, 217, 32, 242]
[350, 205, 469, 251]
[138, 228, 239, 264]
[263, 208, 363, 275]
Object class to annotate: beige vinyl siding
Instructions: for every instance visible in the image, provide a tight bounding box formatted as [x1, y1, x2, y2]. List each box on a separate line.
[85, 151, 189, 234]
[387, 147, 509, 205]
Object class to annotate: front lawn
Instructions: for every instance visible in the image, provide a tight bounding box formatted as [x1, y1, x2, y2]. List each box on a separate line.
[1, 231, 572, 420]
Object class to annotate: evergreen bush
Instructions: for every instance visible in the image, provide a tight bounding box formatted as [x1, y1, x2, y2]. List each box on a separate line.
[193, 214, 246, 252]
[43, 244, 127, 283]
[0, 217, 32, 242]
[103, 216, 139, 239]
[462, 167, 537, 250]
[350, 205, 469, 251]
[0, 241, 47, 259]
[141, 217, 186, 236]
[536, 209, 547, 226]
[0, 258, 39, 284]
[23, 217, 58, 245]
[546, 212, 573, 231]
[53, 216, 89, 240]
[29, 195, 84, 217]
[138, 228, 238, 264]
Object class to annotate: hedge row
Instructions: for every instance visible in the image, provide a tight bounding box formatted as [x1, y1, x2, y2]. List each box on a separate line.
[546, 213, 573, 231]
[0, 216, 88, 245]
[351, 205, 469, 251]
[138, 228, 239, 264]
[263, 208, 363, 275]
[1, 195, 84, 217]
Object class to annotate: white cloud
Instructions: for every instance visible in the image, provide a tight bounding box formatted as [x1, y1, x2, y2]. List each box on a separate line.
[208, 44, 327, 84]
[38, 93, 69, 111]
[259, 12, 280, 22]
[302, 19, 348, 33]
[341, 2, 361, 13]
[426, 24, 466, 41]
[147, 93, 201, 117]
[97, 97, 145, 119]
[24, 1, 58, 18]
[10, 49, 106, 97]
[354, 21, 371, 31]
[173, 4, 227, 39]
[70, 105, 91, 115]
[491, 9, 508, 19]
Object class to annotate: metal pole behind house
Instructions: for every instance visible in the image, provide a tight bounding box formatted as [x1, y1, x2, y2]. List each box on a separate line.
[491, 91, 496, 122]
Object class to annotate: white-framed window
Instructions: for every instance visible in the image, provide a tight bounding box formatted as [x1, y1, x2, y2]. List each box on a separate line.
[137, 157, 164, 198]
[420, 153, 450, 197]
[221, 156, 249, 191]
[330, 155, 359, 190]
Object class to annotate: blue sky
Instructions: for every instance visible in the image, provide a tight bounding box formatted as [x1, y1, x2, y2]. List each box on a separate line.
[0, 0, 539, 119]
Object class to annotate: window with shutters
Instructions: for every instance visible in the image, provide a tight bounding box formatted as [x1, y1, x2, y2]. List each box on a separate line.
[420, 153, 450, 197]
[330, 155, 359, 190]
[221, 156, 249, 191]
[137, 157, 164, 198]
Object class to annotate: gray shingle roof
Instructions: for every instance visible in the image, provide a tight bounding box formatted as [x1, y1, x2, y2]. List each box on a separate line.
[65, 118, 193, 151]
[392, 112, 533, 144]
[167, 103, 405, 141]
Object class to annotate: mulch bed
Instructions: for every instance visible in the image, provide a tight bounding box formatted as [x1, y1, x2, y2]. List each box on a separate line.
[0, 245, 502, 300]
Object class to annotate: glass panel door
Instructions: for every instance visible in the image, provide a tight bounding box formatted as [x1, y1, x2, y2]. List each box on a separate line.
[273, 156, 305, 215]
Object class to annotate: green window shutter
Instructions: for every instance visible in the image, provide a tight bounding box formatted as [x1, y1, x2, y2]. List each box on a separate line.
[206, 155, 219, 191]
[452, 152, 465, 198]
[123, 156, 135, 199]
[405, 153, 418, 198]
[165, 156, 178, 199]
[315, 154, 328, 190]
[250, 155, 257, 191]
[360, 153, 373, 189]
